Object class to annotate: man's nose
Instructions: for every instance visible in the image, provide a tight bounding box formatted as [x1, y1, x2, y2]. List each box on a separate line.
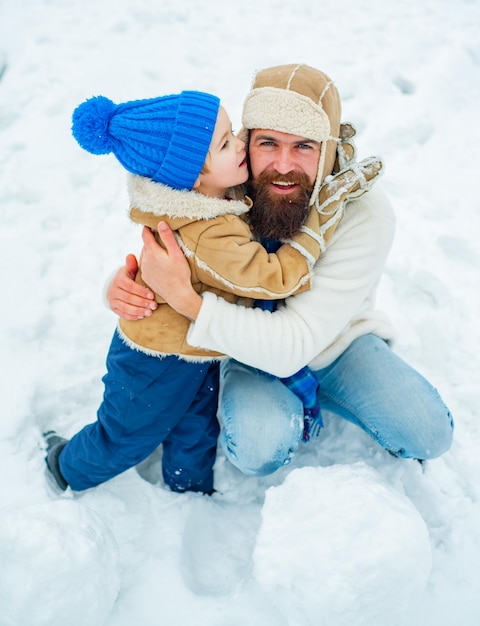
[272, 147, 295, 174]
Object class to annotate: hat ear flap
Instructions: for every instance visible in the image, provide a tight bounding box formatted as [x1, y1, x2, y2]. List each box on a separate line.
[333, 123, 357, 173]
[236, 127, 249, 144]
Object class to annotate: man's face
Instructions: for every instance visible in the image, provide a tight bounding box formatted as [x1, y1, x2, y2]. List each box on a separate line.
[247, 129, 321, 239]
[248, 129, 321, 187]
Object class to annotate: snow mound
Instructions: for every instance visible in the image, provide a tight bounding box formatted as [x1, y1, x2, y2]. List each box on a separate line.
[253, 463, 432, 626]
[0, 499, 120, 626]
[181, 495, 260, 595]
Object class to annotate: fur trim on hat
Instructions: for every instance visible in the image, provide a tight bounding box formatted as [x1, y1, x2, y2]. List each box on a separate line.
[242, 87, 332, 143]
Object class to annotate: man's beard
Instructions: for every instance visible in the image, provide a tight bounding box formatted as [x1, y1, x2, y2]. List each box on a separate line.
[248, 170, 312, 240]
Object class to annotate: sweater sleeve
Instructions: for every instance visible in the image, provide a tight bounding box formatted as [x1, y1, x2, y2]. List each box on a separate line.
[181, 207, 323, 300]
[186, 187, 396, 376]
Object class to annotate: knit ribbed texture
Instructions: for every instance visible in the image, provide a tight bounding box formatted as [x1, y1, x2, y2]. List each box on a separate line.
[155, 91, 220, 189]
[72, 90, 220, 190]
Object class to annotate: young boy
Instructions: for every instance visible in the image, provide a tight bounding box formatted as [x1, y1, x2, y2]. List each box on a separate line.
[44, 90, 380, 495]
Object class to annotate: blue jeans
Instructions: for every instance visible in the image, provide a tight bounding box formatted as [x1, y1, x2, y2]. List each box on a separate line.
[218, 334, 454, 476]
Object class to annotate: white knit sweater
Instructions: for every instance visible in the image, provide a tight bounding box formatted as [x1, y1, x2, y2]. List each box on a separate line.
[186, 185, 396, 377]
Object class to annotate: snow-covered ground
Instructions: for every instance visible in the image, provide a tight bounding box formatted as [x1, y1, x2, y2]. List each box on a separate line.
[1, 1, 479, 624]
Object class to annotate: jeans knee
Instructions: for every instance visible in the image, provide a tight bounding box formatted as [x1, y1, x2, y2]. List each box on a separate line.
[421, 408, 454, 459]
[219, 430, 296, 477]
[387, 406, 454, 461]
[227, 452, 293, 477]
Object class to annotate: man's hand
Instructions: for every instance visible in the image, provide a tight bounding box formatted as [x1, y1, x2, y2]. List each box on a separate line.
[107, 253, 157, 320]
[141, 222, 202, 321]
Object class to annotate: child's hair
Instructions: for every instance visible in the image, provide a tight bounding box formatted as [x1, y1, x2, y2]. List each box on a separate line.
[71, 91, 220, 191]
[201, 152, 212, 175]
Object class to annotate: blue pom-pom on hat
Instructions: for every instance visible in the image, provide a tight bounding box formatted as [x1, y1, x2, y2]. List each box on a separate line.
[72, 95, 118, 155]
[71, 91, 220, 190]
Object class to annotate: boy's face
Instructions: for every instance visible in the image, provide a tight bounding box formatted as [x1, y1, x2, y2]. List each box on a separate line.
[194, 107, 248, 198]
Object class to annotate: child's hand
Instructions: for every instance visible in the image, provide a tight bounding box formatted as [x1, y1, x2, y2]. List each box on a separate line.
[307, 154, 383, 251]
[317, 156, 383, 213]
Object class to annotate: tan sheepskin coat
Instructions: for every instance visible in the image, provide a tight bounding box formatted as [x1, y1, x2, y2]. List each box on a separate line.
[118, 175, 324, 361]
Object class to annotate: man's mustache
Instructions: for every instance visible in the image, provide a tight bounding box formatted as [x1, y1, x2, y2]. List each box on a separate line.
[253, 170, 312, 189]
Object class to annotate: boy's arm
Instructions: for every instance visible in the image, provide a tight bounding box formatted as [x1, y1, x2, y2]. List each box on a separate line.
[185, 215, 315, 300]
[188, 156, 383, 301]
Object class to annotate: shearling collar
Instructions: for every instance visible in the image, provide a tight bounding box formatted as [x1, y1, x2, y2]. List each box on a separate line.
[127, 174, 251, 225]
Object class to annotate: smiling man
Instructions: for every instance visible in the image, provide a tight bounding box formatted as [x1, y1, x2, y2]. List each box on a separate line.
[107, 63, 454, 479]
[244, 63, 340, 241]
[247, 131, 319, 239]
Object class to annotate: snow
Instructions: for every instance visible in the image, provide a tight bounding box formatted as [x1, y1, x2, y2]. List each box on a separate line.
[253, 464, 433, 626]
[0, 0, 479, 625]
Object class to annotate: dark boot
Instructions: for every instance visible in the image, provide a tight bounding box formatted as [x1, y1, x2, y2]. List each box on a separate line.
[43, 431, 69, 491]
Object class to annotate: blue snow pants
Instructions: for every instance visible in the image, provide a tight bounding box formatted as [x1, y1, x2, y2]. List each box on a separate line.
[59, 330, 220, 493]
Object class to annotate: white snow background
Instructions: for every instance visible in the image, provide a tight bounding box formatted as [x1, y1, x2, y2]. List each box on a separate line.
[0, 1, 479, 625]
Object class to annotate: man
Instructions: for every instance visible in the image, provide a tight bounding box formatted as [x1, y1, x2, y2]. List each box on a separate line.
[108, 63, 453, 477]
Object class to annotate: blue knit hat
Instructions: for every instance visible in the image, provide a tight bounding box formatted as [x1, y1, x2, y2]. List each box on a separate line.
[71, 90, 220, 190]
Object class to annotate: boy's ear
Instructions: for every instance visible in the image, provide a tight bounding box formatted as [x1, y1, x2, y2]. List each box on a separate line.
[192, 174, 202, 190]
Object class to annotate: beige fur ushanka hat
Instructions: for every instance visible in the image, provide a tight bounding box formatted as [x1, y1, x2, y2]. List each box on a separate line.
[241, 63, 342, 205]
